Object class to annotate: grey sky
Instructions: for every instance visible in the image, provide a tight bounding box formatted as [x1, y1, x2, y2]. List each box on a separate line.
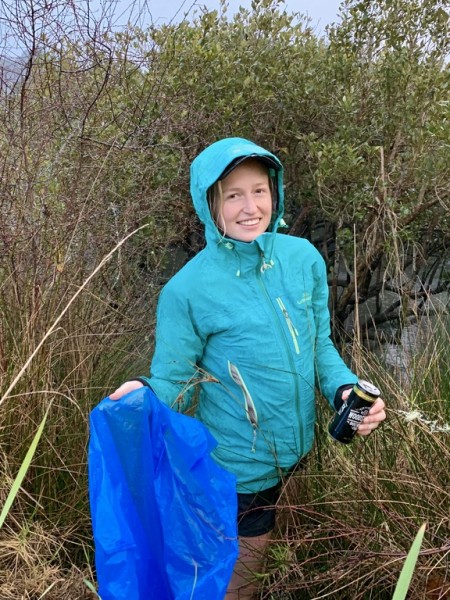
[105, 0, 344, 36]
[0, 0, 344, 62]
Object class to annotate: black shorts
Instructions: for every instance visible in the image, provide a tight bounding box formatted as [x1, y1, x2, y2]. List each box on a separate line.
[237, 482, 282, 537]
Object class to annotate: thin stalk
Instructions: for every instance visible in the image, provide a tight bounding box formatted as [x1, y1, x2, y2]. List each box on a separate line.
[0, 224, 148, 409]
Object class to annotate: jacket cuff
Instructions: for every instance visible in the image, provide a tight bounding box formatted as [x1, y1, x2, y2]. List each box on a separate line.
[333, 384, 354, 411]
[130, 377, 153, 391]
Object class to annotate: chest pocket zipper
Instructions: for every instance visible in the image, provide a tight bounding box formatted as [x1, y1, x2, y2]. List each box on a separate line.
[276, 297, 300, 355]
[228, 361, 258, 452]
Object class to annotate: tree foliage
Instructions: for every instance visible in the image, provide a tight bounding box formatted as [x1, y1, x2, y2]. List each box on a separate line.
[2, 0, 448, 332]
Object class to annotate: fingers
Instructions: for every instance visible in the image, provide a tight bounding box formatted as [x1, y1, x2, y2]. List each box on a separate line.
[367, 397, 386, 421]
[341, 388, 352, 402]
[357, 398, 386, 436]
[109, 380, 144, 401]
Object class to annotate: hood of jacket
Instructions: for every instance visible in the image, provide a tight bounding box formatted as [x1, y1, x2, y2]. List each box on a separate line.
[190, 137, 285, 256]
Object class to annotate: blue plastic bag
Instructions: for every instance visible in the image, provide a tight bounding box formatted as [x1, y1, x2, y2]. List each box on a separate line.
[89, 387, 238, 600]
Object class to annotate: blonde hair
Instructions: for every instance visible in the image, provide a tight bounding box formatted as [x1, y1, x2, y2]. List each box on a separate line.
[208, 180, 226, 235]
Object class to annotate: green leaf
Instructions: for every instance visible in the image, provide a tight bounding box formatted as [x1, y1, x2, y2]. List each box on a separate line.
[0, 407, 50, 529]
[391, 523, 426, 600]
[83, 579, 100, 597]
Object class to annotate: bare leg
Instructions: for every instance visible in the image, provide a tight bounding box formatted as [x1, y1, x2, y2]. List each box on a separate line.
[225, 533, 271, 600]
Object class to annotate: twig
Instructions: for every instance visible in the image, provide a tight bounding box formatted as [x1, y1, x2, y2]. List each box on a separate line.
[0, 224, 148, 408]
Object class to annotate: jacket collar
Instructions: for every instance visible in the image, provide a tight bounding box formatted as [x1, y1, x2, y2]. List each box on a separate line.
[206, 232, 276, 277]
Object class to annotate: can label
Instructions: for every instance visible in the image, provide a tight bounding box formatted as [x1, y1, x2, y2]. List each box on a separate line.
[328, 380, 380, 444]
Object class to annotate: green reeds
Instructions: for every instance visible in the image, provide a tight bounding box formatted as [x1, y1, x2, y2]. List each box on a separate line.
[392, 523, 426, 600]
[0, 407, 50, 530]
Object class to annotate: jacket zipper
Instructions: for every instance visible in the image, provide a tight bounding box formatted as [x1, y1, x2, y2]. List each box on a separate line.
[276, 297, 300, 354]
[256, 256, 303, 454]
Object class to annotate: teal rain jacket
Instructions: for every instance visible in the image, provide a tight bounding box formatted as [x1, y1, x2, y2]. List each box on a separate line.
[144, 137, 357, 494]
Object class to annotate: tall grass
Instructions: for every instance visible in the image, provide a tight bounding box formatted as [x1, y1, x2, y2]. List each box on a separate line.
[2, 259, 447, 599]
[264, 314, 450, 599]
[0, 226, 158, 598]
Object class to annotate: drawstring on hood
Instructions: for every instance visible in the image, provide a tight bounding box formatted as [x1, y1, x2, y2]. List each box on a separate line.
[190, 138, 285, 274]
[260, 258, 274, 273]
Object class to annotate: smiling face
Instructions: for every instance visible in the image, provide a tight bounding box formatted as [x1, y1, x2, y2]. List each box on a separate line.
[215, 159, 273, 242]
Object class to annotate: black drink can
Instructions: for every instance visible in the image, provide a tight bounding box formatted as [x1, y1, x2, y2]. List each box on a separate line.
[329, 380, 380, 444]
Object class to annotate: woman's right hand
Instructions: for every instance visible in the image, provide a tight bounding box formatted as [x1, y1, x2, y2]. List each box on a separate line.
[109, 380, 144, 401]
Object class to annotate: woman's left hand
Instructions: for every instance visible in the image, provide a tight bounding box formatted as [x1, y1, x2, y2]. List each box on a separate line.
[341, 389, 386, 436]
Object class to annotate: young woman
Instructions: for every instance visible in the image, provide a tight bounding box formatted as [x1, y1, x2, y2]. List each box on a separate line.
[110, 137, 386, 599]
